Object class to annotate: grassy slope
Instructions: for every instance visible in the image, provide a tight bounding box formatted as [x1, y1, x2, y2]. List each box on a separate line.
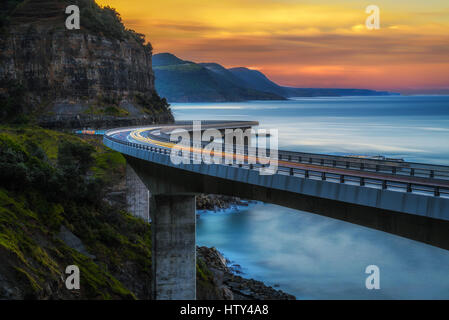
[0, 126, 149, 299]
[0, 126, 216, 299]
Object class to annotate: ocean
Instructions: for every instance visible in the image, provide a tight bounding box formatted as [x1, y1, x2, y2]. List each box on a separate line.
[172, 95, 449, 299]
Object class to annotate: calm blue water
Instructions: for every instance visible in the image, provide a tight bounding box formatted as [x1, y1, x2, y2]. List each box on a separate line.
[172, 96, 449, 299]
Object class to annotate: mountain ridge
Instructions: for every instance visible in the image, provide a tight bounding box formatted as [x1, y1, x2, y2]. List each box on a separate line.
[153, 53, 398, 102]
[152, 53, 286, 102]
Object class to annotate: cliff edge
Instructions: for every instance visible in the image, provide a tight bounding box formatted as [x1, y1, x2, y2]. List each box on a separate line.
[0, 0, 173, 128]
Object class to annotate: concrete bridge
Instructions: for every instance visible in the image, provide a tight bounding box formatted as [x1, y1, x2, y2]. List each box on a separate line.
[103, 121, 449, 300]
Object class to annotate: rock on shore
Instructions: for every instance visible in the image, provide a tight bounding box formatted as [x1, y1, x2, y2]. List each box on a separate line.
[196, 194, 253, 211]
[196, 246, 295, 300]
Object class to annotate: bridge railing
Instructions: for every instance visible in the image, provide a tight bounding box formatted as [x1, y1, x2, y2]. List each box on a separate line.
[232, 162, 448, 198]
[277, 152, 449, 181]
[145, 131, 449, 181]
[104, 133, 449, 198]
[277, 151, 449, 181]
[274, 166, 448, 198]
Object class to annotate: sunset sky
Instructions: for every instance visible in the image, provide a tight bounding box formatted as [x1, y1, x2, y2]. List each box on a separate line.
[97, 0, 449, 93]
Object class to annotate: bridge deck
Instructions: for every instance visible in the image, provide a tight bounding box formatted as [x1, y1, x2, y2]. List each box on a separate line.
[105, 122, 449, 199]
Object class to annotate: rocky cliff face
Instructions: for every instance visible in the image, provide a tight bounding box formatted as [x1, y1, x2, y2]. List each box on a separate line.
[0, 0, 173, 127]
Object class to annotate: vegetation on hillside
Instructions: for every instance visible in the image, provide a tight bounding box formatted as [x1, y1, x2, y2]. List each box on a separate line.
[0, 126, 219, 299]
[1, 0, 149, 48]
[135, 92, 172, 116]
[152, 53, 286, 102]
[76, 0, 149, 45]
[0, 126, 151, 299]
[82, 92, 172, 118]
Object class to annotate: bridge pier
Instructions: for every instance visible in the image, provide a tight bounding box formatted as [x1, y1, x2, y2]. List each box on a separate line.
[126, 163, 150, 222]
[150, 194, 196, 300]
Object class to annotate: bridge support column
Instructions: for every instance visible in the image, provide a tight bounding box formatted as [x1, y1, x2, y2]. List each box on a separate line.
[150, 194, 196, 300]
[126, 163, 150, 222]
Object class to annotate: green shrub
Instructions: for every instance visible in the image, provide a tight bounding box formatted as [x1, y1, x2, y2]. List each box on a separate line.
[135, 91, 171, 115]
[58, 140, 95, 176]
[77, 0, 147, 44]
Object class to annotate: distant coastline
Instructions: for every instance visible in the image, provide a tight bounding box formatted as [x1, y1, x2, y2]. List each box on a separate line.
[153, 53, 399, 103]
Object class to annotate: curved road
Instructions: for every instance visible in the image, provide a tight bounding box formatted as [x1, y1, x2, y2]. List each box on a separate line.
[105, 121, 449, 199]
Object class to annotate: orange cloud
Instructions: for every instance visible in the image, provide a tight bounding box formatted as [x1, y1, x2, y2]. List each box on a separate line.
[97, 0, 449, 93]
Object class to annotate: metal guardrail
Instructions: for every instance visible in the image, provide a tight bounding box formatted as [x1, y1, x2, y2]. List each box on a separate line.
[144, 129, 449, 181]
[277, 152, 449, 181]
[277, 150, 449, 180]
[104, 132, 449, 198]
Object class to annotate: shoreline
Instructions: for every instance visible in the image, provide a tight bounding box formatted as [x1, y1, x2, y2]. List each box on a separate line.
[197, 246, 296, 300]
[196, 200, 296, 300]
